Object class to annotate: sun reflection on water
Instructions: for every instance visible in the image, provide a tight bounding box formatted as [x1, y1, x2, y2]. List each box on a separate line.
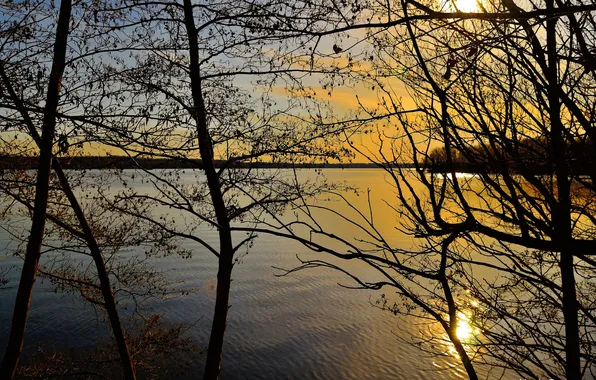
[423, 294, 487, 377]
[446, 298, 482, 358]
[456, 311, 475, 341]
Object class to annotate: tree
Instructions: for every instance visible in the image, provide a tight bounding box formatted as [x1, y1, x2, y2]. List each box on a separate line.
[44, 1, 359, 378]
[385, 1, 596, 376]
[0, 1, 185, 377]
[0, 0, 79, 376]
[3, 0, 594, 378]
[250, 0, 596, 378]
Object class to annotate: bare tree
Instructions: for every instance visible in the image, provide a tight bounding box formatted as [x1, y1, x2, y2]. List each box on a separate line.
[0, 1, 184, 377]
[240, 0, 596, 378]
[0, 0, 76, 375]
[35, 1, 360, 378]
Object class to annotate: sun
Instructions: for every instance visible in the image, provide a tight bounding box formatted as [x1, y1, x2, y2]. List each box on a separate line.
[452, 0, 479, 12]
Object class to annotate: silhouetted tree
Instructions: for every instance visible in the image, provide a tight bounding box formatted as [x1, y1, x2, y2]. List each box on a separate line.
[40, 1, 359, 378]
[0, 1, 188, 377]
[0, 0, 78, 376]
[253, 0, 596, 378]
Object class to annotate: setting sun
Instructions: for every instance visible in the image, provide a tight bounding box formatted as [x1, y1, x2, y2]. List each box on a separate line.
[452, 0, 479, 11]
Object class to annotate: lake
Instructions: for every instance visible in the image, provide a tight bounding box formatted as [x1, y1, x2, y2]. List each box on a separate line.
[0, 169, 516, 379]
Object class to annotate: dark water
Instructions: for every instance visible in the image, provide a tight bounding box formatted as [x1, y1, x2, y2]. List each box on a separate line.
[0, 170, 512, 379]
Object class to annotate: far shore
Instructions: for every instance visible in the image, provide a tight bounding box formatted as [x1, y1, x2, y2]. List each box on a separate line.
[4, 156, 590, 176]
[0, 155, 416, 170]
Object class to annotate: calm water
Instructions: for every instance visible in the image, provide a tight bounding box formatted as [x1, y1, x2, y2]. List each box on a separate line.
[0, 169, 513, 379]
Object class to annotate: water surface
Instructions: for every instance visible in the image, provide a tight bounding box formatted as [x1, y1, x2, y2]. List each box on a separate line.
[0, 169, 514, 379]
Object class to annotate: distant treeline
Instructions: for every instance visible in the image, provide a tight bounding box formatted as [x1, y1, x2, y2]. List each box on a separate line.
[0, 156, 416, 170]
[425, 136, 595, 176]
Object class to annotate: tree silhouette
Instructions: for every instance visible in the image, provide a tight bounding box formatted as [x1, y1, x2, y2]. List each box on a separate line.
[258, 0, 596, 378]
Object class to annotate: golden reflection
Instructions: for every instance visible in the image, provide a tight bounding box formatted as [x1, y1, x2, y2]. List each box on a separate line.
[455, 310, 480, 341]
[444, 298, 482, 358]
[456, 311, 474, 340]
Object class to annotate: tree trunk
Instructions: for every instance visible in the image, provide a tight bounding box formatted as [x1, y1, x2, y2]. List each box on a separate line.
[182, 1, 235, 378]
[448, 331, 479, 380]
[546, 1, 580, 377]
[53, 165, 137, 380]
[440, 234, 478, 380]
[559, 251, 580, 379]
[0, 0, 72, 377]
[0, 64, 136, 380]
[203, 252, 234, 379]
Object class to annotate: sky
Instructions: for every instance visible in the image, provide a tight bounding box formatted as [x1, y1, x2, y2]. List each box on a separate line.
[1, 0, 487, 163]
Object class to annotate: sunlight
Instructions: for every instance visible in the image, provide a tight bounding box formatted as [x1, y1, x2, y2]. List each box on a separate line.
[446, 309, 480, 358]
[452, 0, 479, 12]
[455, 312, 474, 340]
